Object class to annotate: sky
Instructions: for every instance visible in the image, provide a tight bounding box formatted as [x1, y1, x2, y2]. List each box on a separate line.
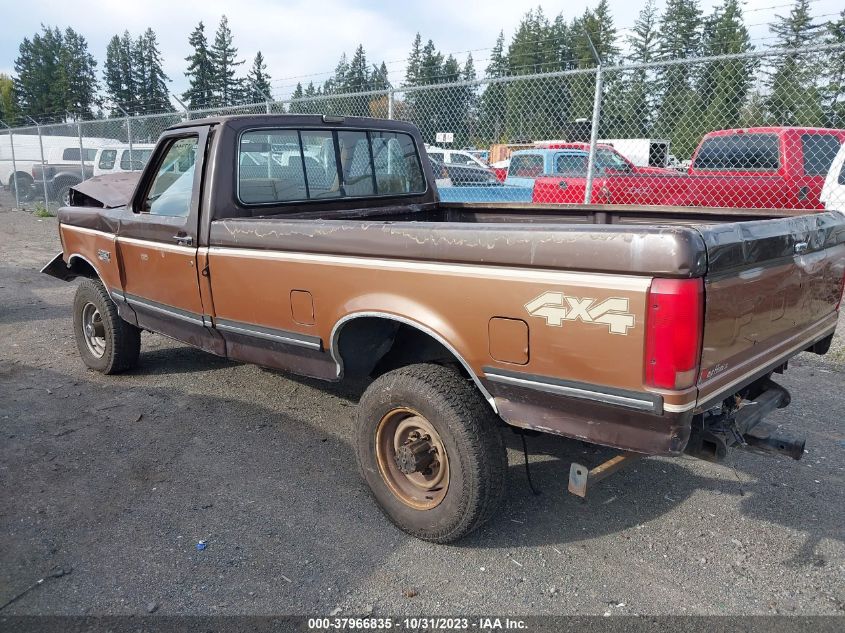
[1, 0, 842, 105]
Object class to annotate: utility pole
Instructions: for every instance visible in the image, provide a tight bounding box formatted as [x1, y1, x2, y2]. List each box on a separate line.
[583, 29, 604, 205]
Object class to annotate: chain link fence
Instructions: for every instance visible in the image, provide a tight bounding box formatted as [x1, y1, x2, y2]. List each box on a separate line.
[2, 42, 845, 212]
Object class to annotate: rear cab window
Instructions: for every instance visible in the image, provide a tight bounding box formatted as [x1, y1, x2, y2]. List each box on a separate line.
[508, 154, 544, 177]
[801, 133, 842, 177]
[238, 128, 425, 206]
[694, 134, 780, 171]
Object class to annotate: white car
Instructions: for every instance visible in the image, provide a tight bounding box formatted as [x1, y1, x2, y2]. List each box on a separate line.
[425, 147, 489, 169]
[821, 142, 845, 211]
[93, 144, 155, 176]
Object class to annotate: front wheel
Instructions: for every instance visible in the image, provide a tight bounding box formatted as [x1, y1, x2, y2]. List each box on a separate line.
[355, 363, 507, 543]
[72, 279, 140, 374]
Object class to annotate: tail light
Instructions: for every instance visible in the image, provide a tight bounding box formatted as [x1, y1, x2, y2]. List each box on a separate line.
[644, 278, 704, 390]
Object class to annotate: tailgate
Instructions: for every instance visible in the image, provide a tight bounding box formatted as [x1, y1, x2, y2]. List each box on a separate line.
[695, 211, 845, 408]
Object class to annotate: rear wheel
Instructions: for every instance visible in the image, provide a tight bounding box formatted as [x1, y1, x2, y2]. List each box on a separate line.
[72, 279, 140, 374]
[8, 173, 35, 202]
[55, 180, 78, 207]
[355, 363, 507, 543]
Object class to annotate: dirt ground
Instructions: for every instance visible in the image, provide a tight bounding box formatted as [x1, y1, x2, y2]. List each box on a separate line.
[1, 193, 844, 617]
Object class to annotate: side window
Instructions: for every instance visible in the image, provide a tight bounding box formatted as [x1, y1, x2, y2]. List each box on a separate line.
[99, 149, 117, 170]
[449, 153, 473, 165]
[83, 148, 97, 162]
[62, 148, 80, 161]
[509, 155, 544, 177]
[141, 136, 198, 217]
[555, 153, 587, 175]
[801, 134, 842, 177]
[339, 130, 375, 197]
[839, 160, 845, 186]
[121, 149, 153, 171]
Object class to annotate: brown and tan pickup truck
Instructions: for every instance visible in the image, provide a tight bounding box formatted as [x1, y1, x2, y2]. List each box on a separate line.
[43, 115, 845, 543]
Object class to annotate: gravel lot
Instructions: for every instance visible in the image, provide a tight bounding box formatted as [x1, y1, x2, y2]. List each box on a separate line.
[1, 193, 844, 617]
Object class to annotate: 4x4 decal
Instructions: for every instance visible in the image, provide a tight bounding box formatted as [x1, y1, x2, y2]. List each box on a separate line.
[525, 291, 636, 335]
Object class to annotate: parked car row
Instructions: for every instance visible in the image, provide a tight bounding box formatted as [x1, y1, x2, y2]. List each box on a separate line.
[0, 136, 155, 203]
[429, 127, 845, 211]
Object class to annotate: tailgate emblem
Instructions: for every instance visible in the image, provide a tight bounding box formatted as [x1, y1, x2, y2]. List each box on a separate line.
[525, 291, 635, 335]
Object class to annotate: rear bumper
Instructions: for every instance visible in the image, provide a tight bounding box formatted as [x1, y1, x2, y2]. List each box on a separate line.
[484, 374, 693, 456]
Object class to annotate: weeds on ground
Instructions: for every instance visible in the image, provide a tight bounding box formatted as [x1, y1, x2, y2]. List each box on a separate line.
[33, 203, 55, 218]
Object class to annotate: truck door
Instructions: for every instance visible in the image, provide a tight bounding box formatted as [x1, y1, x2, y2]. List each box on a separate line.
[115, 126, 218, 352]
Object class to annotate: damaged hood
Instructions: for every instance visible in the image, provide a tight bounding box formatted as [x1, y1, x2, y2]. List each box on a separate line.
[71, 172, 142, 208]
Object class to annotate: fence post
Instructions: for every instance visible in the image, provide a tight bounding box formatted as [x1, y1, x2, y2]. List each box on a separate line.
[584, 65, 604, 205]
[0, 119, 20, 210]
[116, 105, 134, 169]
[26, 116, 50, 206]
[76, 117, 86, 186]
[388, 90, 395, 120]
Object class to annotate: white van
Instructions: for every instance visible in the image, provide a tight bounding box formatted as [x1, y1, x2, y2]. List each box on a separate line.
[93, 144, 155, 176]
[821, 142, 845, 211]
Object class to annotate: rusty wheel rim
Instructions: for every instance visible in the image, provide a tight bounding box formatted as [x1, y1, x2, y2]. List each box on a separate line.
[375, 407, 450, 510]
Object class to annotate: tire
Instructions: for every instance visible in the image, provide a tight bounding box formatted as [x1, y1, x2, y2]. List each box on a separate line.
[355, 363, 507, 543]
[55, 181, 78, 207]
[8, 173, 35, 202]
[72, 278, 140, 374]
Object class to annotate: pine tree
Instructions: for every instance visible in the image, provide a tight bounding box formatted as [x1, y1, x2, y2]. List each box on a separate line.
[478, 31, 508, 142]
[823, 11, 845, 125]
[246, 51, 272, 103]
[767, 0, 824, 125]
[210, 15, 244, 106]
[136, 28, 170, 113]
[346, 45, 369, 92]
[623, 0, 660, 137]
[184, 22, 214, 109]
[463, 53, 479, 144]
[405, 33, 423, 86]
[57, 27, 99, 119]
[655, 0, 703, 155]
[14, 26, 65, 121]
[699, 0, 755, 134]
[370, 61, 390, 90]
[118, 31, 137, 110]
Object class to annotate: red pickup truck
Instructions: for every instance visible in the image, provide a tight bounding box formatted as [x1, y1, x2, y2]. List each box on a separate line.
[534, 127, 845, 208]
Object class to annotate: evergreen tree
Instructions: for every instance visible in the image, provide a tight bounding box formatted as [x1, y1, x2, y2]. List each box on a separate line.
[210, 15, 244, 106]
[0, 73, 18, 124]
[57, 27, 99, 119]
[478, 31, 508, 142]
[14, 26, 65, 121]
[118, 31, 137, 109]
[104, 35, 127, 114]
[698, 0, 755, 134]
[135, 28, 171, 113]
[766, 0, 824, 125]
[823, 11, 845, 126]
[623, 0, 660, 137]
[184, 21, 214, 109]
[655, 0, 703, 155]
[405, 33, 423, 86]
[246, 51, 272, 103]
[346, 45, 370, 92]
[371, 61, 390, 90]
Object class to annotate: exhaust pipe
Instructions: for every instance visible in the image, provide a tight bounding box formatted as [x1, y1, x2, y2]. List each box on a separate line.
[739, 422, 805, 461]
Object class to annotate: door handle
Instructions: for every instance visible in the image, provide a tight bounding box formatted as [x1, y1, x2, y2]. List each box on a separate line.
[558, 181, 568, 190]
[173, 234, 193, 246]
